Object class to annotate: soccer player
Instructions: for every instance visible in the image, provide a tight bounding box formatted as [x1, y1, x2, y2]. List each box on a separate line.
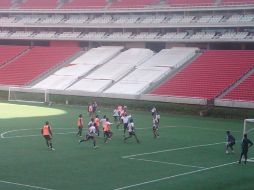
[76, 114, 84, 137]
[87, 103, 93, 117]
[152, 116, 159, 138]
[225, 131, 235, 154]
[238, 134, 253, 164]
[100, 115, 107, 137]
[94, 115, 100, 136]
[124, 118, 140, 143]
[88, 117, 94, 128]
[103, 118, 113, 144]
[79, 123, 98, 149]
[41, 121, 55, 150]
[121, 113, 132, 137]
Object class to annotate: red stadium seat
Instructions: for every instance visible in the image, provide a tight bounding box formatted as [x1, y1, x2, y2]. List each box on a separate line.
[0, 46, 80, 86]
[149, 50, 254, 100]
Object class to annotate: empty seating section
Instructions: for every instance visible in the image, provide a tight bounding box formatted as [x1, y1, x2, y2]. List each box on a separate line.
[19, 0, 59, 9]
[222, 73, 254, 101]
[110, 0, 160, 8]
[0, 46, 80, 86]
[62, 0, 107, 9]
[0, 0, 12, 8]
[0, 45, 28, 67]
[67, 48, 154, 93]
[150, 50, 254, 100]
[86, 48, 154, 80]
[105, 67, 169, 95]
[166, 0, 215, 6]
[105, 47, 198, 95]
[222, 0, 254, 5]
[141, 48, 199, 68]
[35, 46, 124, 90]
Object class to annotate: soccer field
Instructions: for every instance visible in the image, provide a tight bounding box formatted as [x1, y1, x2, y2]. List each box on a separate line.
[0, 102, 253, 190]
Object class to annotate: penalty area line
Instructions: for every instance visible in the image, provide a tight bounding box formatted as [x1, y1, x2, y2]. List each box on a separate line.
[0, 180, 55, 190]
[122, 141, 226, 159]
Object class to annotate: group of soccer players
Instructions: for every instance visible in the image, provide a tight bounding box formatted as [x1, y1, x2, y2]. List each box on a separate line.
[225, 130, 253, 164]
[41, 104, 253, 165]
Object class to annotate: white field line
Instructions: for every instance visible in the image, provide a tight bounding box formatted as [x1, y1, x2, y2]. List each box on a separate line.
[0, 125, 241, 139]
[0, 128, 75, 139]
[128, 158, 205, 169]
[113, 160, 239, 190]
[122, 141, 226, 159]
[0, 180, 55, 190]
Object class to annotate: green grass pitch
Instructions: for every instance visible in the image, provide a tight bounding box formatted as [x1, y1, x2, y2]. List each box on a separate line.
[0, 102, 253, 190]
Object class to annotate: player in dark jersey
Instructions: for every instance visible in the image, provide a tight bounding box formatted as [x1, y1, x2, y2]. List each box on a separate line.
[238, 134, 253, 164]
[225, 131, 235, 154]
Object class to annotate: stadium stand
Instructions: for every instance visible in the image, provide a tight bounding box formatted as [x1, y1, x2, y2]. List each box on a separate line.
[34, 46, 124, 90]
[0, 46, 80, 86]
[221, 0, 254, 5]
[66, 48, 154, 92]
[150, 50, 254, 100]
[0, 0, 12, 9]
[221, 72, 254, 101]
[0, 45, 29, 67]
[110, 0, 160, 8]
[61, 0, 108, 9]
[166, 0, 215, 6]
[105, 47, 198, 95]
[18, 0, 59, 9]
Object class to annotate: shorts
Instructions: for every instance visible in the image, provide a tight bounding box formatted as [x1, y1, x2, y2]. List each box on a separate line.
[124, 123, 128, 130]
[129, 131, 135, 136]
[153, 126, 158, 131]
[43, 135, 51, 141]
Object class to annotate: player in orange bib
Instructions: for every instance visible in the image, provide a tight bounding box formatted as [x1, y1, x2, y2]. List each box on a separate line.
[41, 121, 55, 150]
[76, 114, 84, 137]
[94, 115, 100, 136]
[103, 118, 113, 143]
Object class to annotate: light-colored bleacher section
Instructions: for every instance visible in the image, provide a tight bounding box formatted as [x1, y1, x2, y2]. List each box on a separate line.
[40, 15, 64, 24]
[34, 46, 124, 90]
[140, 15, 166, 24]
[190, 32, 215, 40]
[68, 79, 112, 92]
[89, 15, 112, 24]
[220, 32, 248, 40]
[64, 15, 89, 24]
[80, 32, 106, 40]
[113, 15, 140, 24]
[57, 32, 81, 39]
[105, 47, 199, 95]
[150, 50, 254, 100]
[134, 32, 159, 39]
[0, 17, 16, 24]
[140, 47, 199, 68]
[10, 31, 34, 38]
[0, 30, 10, 37]
[33, 31, 56, 39]
[67, 48, 154, 92]
[104, 67, 169, 95]
[33, 75, 78, 90]
[106, 32, 132, 39]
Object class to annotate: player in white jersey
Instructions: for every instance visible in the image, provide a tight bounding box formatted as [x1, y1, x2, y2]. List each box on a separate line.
[124, 118, 140, 143]
[121, 113, 132, 137]
[79, 124, 98, 148]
